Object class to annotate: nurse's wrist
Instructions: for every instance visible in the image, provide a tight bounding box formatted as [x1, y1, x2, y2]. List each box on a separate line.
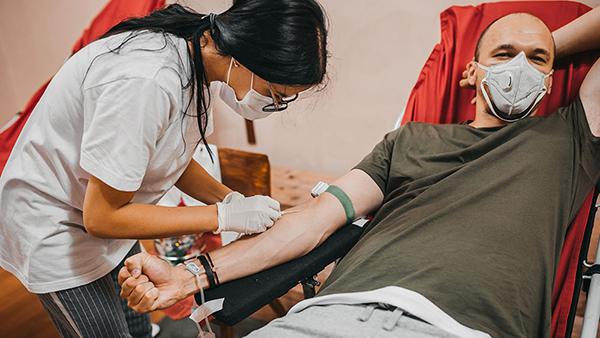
[206, 204, 219, 232]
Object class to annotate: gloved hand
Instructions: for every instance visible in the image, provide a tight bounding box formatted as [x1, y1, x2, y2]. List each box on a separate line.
[216, 195, 282, 234]
[222, 191, 245, 203]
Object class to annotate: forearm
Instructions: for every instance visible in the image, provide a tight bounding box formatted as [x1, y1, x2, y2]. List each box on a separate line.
[176, 159, 232, 204]
[177, 169, 384, 295]
[553, 6, 600, 59]
[175, 194, 344, 297]
[214, 193, 346, 283]
[85, 203, 218, 239]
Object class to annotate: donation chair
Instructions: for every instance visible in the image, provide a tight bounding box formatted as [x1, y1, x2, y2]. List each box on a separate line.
[203, 2, 600, 338]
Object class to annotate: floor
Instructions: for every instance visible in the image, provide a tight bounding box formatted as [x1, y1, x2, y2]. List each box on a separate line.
[1, 166, 599, 337]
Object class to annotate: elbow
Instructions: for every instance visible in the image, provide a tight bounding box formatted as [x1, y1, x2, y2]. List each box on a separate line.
[83, 212, 112, 238]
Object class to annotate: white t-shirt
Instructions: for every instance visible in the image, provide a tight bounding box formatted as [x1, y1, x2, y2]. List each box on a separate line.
[0, 31, 212, 293]
[158, 145, 222, 208]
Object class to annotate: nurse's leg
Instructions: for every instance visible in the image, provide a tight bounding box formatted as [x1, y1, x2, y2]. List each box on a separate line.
[37, 273, 132, 338]
[110, 242, 152, 338]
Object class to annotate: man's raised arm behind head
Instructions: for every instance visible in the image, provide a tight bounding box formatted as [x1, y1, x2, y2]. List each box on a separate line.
[553, 6, 600, 136]
[118, 169, 384, 313]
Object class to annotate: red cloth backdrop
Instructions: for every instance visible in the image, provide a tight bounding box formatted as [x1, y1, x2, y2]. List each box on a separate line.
[401, 2, 599, 337]
[0, 0, 165, 174]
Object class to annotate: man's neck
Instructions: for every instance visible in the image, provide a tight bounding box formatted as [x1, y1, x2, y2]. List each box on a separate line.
[469, 106, 508, 129]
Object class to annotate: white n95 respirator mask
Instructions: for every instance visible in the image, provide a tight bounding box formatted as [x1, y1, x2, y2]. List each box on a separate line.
[218, 57, 274, 121]
[477, 51, 553, 122]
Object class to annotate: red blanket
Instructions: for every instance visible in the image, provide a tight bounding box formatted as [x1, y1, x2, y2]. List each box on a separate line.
[0, 0, 165, 174]
[401, 2, 599, 337]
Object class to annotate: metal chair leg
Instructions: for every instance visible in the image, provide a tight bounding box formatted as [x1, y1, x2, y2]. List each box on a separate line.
[581, 205, 600, 338]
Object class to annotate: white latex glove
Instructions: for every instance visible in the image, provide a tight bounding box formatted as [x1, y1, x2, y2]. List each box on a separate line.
[216, 195, 282, 234]
[222, 191, 245, 203]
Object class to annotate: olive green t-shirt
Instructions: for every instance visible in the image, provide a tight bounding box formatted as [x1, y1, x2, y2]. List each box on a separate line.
[318, 97, 600, 338]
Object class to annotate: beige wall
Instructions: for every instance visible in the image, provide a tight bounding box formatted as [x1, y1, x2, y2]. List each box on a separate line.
[0, 0, 106, 122]
[1, 0, 599, 176]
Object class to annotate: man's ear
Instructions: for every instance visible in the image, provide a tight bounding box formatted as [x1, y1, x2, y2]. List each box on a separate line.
[466, 60, 478, 87]
[546, 73, 553, 95]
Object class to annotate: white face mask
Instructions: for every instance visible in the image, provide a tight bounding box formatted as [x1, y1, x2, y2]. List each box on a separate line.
[477, 51, 553, 122]
[219, 57, 274, 120]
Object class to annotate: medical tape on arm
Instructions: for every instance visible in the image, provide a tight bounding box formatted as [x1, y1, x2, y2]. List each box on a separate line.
[324, 185, 356, 224]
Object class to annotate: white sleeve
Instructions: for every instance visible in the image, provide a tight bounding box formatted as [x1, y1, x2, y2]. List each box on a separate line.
[80, 78, 172, 191]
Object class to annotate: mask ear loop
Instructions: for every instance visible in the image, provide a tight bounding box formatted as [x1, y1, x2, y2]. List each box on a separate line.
[227, 57, 257, 100]
[226, 57, 237, 85]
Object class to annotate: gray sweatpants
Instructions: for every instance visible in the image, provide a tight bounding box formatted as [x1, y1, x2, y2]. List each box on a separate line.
[246, 303, 461, 338]
[37, 243, 151, 338]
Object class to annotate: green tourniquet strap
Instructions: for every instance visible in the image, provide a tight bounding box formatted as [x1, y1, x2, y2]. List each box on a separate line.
[325, 185, 356, 224]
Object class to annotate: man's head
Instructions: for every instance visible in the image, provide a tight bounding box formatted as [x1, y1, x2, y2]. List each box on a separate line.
[465, 13, 555, 125]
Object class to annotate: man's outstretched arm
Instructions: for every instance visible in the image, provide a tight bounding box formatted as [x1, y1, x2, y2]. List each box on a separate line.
[118, 169, 384, 312]
[553, 6, 600, 136]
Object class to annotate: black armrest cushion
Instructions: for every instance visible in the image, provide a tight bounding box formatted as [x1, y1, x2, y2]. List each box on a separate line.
[199, 224, 364, 325]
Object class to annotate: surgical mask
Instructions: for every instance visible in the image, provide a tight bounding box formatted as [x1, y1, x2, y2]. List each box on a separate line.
[219, 57, 274, 120]
[477, 51, 553, 122]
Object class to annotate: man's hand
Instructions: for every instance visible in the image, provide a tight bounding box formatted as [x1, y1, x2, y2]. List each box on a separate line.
[118, 252, 195, 313]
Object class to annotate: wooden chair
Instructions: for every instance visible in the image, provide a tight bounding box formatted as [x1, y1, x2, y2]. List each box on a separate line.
[218, 148, 270, 198]
[216, 148, 287, 338]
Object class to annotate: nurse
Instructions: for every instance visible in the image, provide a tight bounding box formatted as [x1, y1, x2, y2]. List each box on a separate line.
[0, 0, 328, 337]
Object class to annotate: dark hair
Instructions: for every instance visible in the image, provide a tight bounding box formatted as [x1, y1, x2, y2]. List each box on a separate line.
[101, 0, 328, 157]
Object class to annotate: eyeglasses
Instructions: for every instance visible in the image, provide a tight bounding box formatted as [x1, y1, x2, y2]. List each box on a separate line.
[263, 82, 298, 113]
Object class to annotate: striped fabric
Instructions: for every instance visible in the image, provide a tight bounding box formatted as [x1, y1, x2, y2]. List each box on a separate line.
[38, 243, 151, 338]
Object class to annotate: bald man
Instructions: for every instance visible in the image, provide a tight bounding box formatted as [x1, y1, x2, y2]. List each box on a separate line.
[118, 9, 600, 338]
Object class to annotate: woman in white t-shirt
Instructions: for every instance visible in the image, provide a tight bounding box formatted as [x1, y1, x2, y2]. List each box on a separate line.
[0, 1, 328, 337]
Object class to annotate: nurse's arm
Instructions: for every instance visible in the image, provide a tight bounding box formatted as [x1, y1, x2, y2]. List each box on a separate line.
[553, 6, 600, 136]
[83, 176, 219, 239]
[175, 158, 232, 204]
[119, 169, 383, 312]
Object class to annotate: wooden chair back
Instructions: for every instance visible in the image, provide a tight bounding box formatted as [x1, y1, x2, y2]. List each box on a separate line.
[218, 148, 271, 197]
